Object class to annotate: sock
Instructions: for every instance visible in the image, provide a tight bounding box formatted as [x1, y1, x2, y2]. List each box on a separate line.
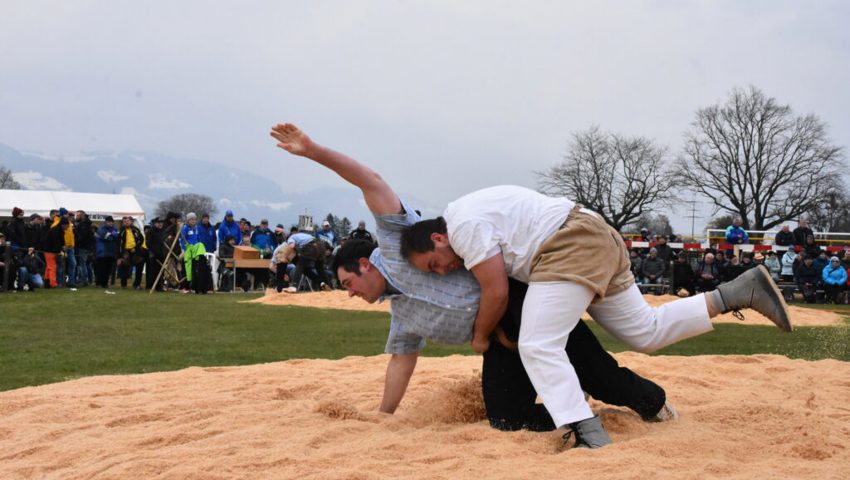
[706, 289, 726, 314]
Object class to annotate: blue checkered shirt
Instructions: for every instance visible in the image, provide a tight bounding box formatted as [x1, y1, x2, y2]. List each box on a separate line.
[372, 199, 481, 354]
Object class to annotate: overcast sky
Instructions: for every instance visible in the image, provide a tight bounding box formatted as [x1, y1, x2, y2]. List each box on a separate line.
[1, 0, 848, 233]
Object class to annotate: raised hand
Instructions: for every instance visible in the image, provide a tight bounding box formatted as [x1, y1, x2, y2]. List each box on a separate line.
[270, 123, 315, 156]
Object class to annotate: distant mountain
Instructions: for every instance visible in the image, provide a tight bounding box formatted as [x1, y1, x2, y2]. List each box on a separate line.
[0, 144, 441, 229]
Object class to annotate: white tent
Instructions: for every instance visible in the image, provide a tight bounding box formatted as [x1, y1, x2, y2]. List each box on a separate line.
[0, 189, 146, 224]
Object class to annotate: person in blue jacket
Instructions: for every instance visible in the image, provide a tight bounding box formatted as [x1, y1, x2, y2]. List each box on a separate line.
[821, 256, 848, 304]
[197, 214, 217, 254]
[217, 210, 242, 252]
[94, 216, 119, 288]
[725, 217, 749, 244]
[250, 219, 277, 258]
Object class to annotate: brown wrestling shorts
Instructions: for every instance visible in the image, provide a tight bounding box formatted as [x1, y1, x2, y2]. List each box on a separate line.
[528, 206, 635, 301]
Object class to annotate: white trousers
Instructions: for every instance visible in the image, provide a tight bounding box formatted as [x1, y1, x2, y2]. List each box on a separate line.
[518, 282, 714, 427]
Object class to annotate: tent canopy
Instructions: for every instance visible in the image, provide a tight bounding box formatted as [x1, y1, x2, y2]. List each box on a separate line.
[0, 189, 146, 224]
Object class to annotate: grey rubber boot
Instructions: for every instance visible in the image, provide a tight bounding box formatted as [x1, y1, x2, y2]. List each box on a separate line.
[563, 415, 612, 449]
[714, 265, 792, 332]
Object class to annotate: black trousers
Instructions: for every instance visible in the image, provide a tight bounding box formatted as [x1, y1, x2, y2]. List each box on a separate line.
[482, 279, 665, 431]
[94, 257, 115, 288]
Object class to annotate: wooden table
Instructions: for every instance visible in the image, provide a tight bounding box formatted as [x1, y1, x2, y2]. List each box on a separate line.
[226, 258, 271, 293]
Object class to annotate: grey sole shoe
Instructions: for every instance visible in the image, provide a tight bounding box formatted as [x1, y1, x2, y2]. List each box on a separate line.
[716, 265, 792, 332]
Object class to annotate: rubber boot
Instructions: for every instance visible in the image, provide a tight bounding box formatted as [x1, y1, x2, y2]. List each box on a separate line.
[563, 415, 612, 449]
[714, 265, 792, 332]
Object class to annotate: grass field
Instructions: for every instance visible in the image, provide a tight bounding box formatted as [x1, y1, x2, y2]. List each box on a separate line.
[1, 288, 848, 392]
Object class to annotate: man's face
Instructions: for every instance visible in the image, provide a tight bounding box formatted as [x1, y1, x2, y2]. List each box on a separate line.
[154, 221, 163, 230]
[406, 233, 464, 275]
[122, 218, 131, 228]
[782, 226, 790, 232]
[337, 259, 387, 303]
[202, 217, 210, 226]
[705, 254, 715, 264]
[800, 219, 808, 228]
[649, 251, 657, 259]
[734, 218, 742, 227]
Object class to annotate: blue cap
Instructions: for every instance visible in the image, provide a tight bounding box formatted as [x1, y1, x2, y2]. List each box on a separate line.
[59, 207, 68, 216]
[225, 209, 234, 217]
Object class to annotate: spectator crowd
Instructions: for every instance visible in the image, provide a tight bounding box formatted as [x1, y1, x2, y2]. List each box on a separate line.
[0, 206, 375, 295]
[3, 208, 850, 304]
[627, 218, 850, 304]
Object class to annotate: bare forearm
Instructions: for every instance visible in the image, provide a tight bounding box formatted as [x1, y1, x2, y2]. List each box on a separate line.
[379, 352, 418, 413]
[472, 288, 508, 342]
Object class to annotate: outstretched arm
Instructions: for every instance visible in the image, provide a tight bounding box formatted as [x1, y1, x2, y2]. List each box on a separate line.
[378, 352, 419, 413]
[270, 123, 401, 216]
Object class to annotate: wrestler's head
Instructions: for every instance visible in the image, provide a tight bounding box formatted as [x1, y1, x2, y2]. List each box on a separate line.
[332, 239, 386, 303]
[399, 217, 463, 275]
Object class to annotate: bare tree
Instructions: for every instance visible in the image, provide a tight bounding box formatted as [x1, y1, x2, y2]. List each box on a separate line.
[804, 179, 850, 232]
[630, 213, 674, 237]
[675, 86, 844, 231]
[155, 193, 217, 219]
[0, 165, 21, 189]
[537, 126, 673, 231]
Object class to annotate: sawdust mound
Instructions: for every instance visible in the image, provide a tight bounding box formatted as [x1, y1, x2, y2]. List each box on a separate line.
[2, 354, 849, 479]
[248, 290, 845, 327]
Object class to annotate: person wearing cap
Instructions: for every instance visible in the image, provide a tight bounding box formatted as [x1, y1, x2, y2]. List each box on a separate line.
[273, 224, 287, 245]
[7, 207, 26, 252]
[217, 210, 242, 250]
[250, 219, 277, 258]
[348, 220, 374, 242]
[640, 247, 666, 294]
[51, 207, 77, 287]
[197, 213, 218, 255]
[317, 220, 338, 248]
[822, 256, 848, 304]
[796, 255, 821, 303]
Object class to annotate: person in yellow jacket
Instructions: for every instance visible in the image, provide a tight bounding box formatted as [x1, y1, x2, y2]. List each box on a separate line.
[51, 207, 77, 287]
[117, 216, 147, 289]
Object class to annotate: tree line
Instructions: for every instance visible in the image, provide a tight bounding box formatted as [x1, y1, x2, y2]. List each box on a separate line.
[537, 85, 848, 234]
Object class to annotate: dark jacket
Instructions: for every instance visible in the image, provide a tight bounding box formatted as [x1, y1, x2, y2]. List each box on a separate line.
[22, 253, 45, 275]
[641, 256, 666, 278]
[24, 223, 46, 250]
[146, 225, 169, 260]
[6, 217, 26, 248]
[793, 227, 814, 248]
[75, 218, 96, 251]
[218, 218, 242, 246]
[672, 261, 695, 286]
[349, 228, 374, 242]
[796, 263, 820, 286]
[775, 230, 794, 246]
[44, 225, 66, 254]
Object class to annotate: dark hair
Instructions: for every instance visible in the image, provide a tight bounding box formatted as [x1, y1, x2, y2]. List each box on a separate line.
[399, 217, 447, 259]
[331, 239, 378, 278]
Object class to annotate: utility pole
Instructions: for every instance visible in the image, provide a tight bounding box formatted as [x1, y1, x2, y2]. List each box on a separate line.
[684, 200, 701, 238]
